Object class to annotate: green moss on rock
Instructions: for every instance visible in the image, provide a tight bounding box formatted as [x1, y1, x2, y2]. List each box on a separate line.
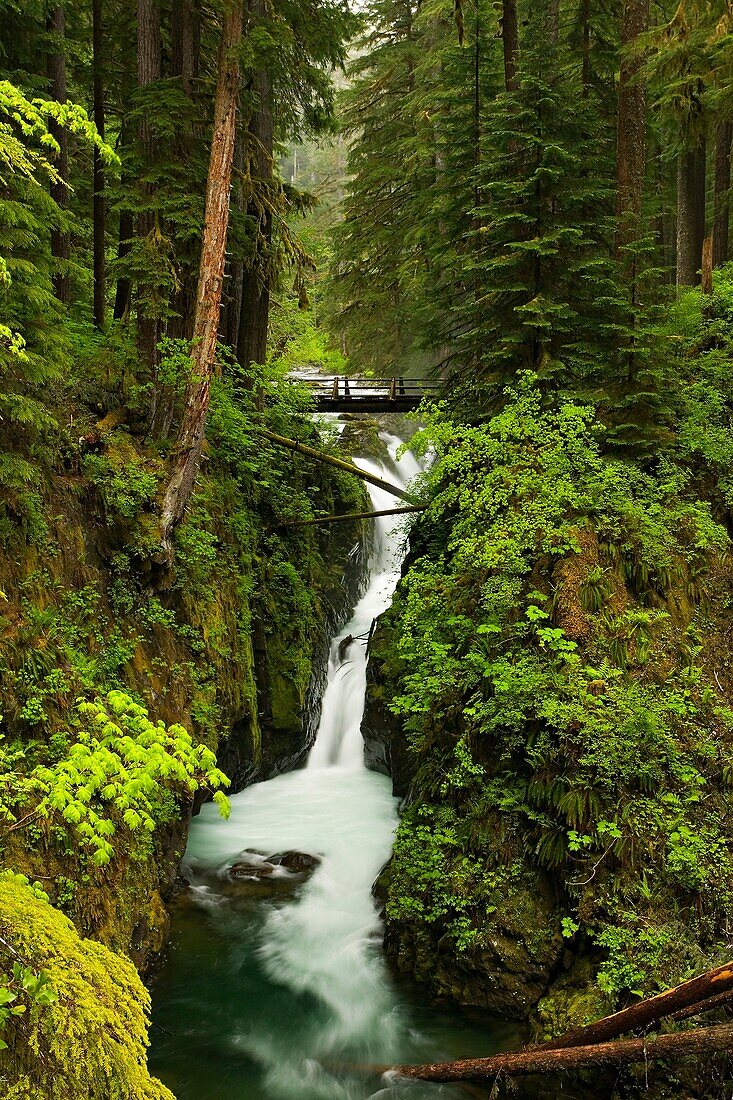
[0, 879, 173, 1100]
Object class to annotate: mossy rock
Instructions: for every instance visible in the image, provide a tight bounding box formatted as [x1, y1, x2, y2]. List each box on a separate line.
[0, 879, 173, 1099]
[386, 875, 564, 1019]
[531, 959, 613, 1042]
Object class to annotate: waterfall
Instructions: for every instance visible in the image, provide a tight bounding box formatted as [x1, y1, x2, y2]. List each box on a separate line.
[149, 431, 511, 1099]
[307, 437, 420, 770]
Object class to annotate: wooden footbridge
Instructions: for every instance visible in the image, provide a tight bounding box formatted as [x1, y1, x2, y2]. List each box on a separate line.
[308, 376, 441, 413]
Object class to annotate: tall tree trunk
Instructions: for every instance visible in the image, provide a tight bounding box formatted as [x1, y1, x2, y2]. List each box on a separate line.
[652, 139, 676, 283]
[92, 0, 106, 329]
[47, 5, 70, 305]
[171, 0, 200, 95]
[160, 0, 244, 550]
[615, 0, 649, 382]
[581, 0, 591, 94]
[500, 0, 519, 92]
[548, 0, 560, 44]
[167, 0, 200, 343]
[236, 36, 273, 388]
[136, 0, 162, 379]
[712, 120, 732, 268]
[223, 124, 245, 350]
[156, 0, 201, 438]
[677, 140, 707, 287]
[113, 222, 133, 319]
[615, 0, 649, 263]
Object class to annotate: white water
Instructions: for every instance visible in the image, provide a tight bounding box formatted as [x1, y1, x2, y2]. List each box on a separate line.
[151, 432, 514, 1098]
[176, 434, 432, 1095]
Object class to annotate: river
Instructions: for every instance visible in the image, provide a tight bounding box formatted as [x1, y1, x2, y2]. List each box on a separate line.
[149, 431, 516, 1099]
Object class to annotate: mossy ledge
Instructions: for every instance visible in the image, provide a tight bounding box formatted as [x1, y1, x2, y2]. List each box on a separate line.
[363, 383, 733, 1098]
[0, 377, 371, 1092]
[0, 877, 174, 1099]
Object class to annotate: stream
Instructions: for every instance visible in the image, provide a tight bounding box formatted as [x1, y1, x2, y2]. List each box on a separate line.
[149, 432, 517, 1099]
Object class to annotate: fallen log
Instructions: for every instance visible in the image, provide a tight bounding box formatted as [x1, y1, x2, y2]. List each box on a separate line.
[375, 1024, 733, 1082]
[671, 989, 733, 1024]
[259, 428, 416, 502]
[534, 961, 733, 1052]
[274, 505, 426, 529]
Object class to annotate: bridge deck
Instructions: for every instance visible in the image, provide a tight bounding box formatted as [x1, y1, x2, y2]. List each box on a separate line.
[304, 376, 441, 413]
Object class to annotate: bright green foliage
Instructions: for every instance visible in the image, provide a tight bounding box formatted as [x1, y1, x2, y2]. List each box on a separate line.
[0, 80, 115, 186]
[382, 375, 733, 996]
[0, 691, 230, 866]
[0, 877, 173, 1099]
[666, 269, 733, 512]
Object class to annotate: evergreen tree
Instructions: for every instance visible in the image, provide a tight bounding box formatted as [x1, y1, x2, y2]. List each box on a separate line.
[326, 0, 424, 374]
[0, 79, 110, 501]
[450, 0, 624, 404]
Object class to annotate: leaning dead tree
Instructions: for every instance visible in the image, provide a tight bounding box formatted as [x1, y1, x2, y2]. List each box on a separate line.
[159, 0, 243, 553]
[274, 505, 426, 529]
[259, 428, 418, 502]
[356, 961, 733, 1083]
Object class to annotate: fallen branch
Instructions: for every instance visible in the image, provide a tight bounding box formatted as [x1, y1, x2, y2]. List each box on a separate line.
[274, 505, 426, 529]
[259, 428, 416, 502]
[671, 990, 733, 1024]
[533, 961, 733, 1052]
[374, 1024, 733, 1082]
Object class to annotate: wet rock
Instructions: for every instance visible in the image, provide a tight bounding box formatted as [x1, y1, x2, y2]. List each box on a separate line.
[229, 860, 276, 878]
[385, 875, 564, 1020]
[196, 848, 324, 900]
[269, 850, 321, 874]
[362, 612, 414, 796]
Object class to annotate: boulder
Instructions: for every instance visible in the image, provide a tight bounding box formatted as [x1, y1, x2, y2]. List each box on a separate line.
[269, 850, 321, 874]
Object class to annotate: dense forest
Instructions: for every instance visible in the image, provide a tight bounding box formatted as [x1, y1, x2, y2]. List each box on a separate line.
[2, 0, 733, 1097]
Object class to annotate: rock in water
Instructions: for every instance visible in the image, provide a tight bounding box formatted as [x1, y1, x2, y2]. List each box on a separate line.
[269, 850, 321, 874]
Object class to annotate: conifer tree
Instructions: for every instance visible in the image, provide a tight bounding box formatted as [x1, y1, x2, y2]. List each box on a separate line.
[327, 0, 425, 374]
[46, 5, 70, 305]
[452, 0, 623, 402]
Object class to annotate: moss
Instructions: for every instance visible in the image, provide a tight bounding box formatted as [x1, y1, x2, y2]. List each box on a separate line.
[531, 962, 613, 1042]
[0, 879, 173, 1100]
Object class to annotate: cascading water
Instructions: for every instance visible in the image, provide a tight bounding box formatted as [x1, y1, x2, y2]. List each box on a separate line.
[149, 432, 514, 1099]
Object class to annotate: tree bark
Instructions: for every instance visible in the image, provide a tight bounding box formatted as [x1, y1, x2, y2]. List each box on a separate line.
[171, 0, 200, 96]
[712, 120, 732, 268]
[222, 123, 244, 350]
[548, 0, 560, 45]
[677, 139, 707, 288]
[156, 0, 201, 438]
[92, 0, 106, 329]
[382, 1025, 733, 1082]
[47, 5, 70, 305]
[113, 214, 133, 320]
[702, 234, 713, 295]
[160, 1, 244, 550]
[581, 0, 591, 94]
[500, 0, 519, 92]
[615, 0, 649, 264]
[136, 0, 162, 374]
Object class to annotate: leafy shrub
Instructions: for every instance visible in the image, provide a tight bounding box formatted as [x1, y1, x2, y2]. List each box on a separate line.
[0, 691, 230, 866]
[381, 375, 733, 998]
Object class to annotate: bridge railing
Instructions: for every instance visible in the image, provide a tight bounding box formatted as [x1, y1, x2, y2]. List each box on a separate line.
[305, 376, 443, 402]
